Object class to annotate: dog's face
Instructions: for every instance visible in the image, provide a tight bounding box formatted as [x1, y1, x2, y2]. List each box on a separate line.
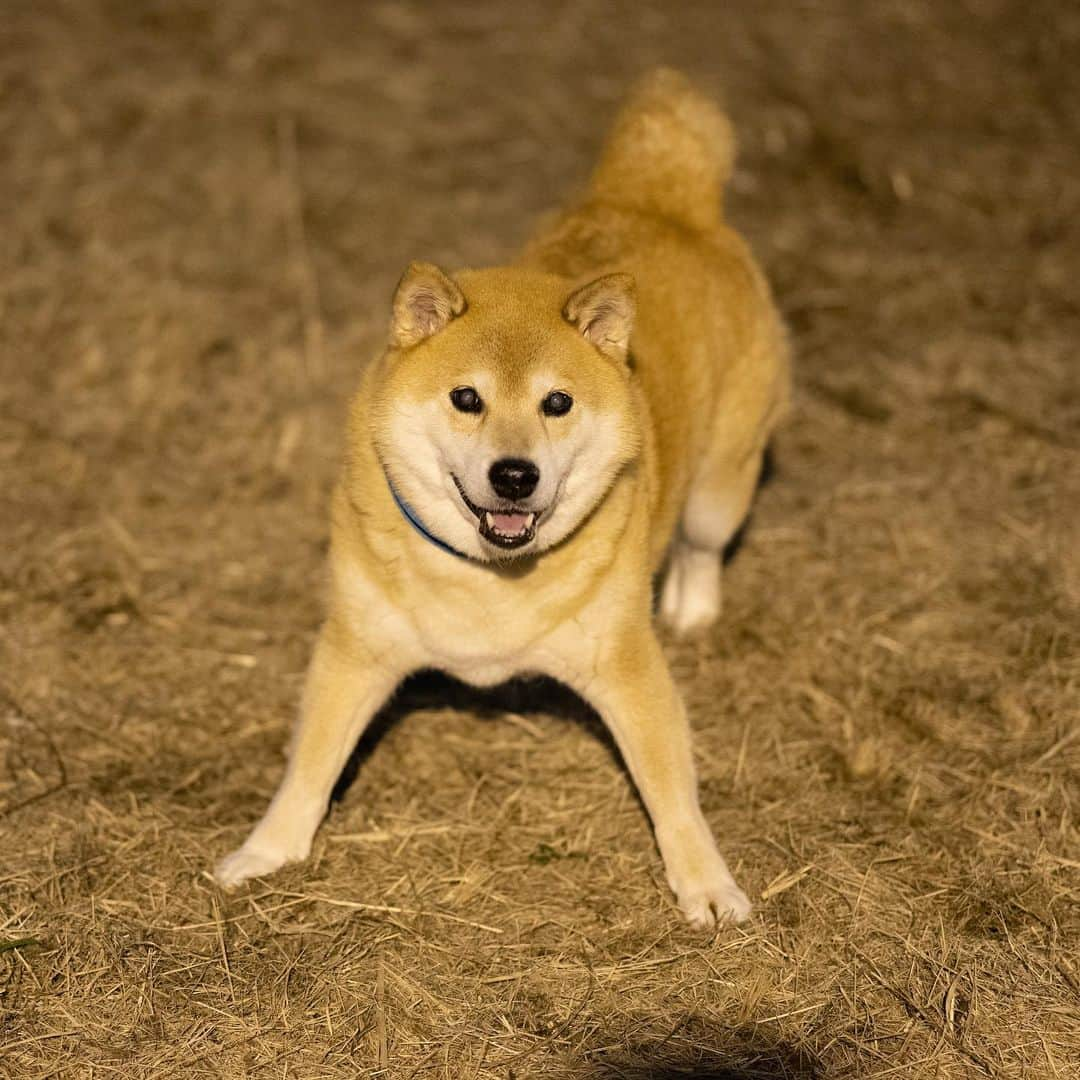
[368, 264, 641, 561]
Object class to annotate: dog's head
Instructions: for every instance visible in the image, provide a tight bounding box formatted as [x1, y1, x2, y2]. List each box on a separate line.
[367, 263, 641, 560]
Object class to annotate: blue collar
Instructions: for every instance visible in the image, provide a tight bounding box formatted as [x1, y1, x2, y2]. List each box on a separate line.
[387, 476, 473, 561]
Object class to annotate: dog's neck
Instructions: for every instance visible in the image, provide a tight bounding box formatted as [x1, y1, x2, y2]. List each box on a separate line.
[386, 475, 474, 561]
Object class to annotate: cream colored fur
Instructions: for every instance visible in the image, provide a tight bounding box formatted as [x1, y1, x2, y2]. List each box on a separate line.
[216, 69, 790, 926]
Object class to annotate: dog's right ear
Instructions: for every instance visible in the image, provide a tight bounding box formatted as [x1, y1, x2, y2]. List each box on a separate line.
[390, 262, 467, 348]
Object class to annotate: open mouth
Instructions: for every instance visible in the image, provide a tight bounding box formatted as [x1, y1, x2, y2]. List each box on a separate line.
[452, 475, 537, 550]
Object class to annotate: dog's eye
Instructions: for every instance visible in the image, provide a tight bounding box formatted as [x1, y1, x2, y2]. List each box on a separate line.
[450, 386, 483, 413]
[542, 390, 573, 417]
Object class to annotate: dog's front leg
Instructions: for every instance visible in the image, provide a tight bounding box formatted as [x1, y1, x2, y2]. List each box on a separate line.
[216, 621, 405, 888]
[556, 628, 751, 927]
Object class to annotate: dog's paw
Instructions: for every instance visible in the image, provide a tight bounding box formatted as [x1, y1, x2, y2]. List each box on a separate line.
[671, 868, 752, 927]
[662, 590, 721, 637]
[659, 545, 721, 637]
[215, 841, 299, 889]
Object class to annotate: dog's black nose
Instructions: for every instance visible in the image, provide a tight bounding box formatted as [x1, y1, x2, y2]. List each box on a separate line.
[489, 458, 540, 501]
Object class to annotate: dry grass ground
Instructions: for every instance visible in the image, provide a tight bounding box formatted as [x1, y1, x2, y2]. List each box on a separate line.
[2, 1, 1078, 1076]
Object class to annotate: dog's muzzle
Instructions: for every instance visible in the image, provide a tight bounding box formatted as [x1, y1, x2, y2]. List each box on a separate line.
[453, 474, 538, 550]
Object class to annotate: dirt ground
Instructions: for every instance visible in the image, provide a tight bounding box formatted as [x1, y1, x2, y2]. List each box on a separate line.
[2, 1, 1078, 1076]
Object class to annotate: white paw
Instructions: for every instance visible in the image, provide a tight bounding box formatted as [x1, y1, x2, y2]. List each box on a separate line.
[215, 839, 303, 889]
[659, 545, 721, 637]
[666, 590, 721, 637]
[675, 873, 753, 927]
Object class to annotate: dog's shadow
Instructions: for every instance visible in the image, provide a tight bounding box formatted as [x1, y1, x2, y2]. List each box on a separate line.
[580, 1024, 822, 1080]
[330, 670, 614, 805]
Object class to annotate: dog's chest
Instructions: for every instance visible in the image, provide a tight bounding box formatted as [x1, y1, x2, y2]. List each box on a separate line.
[339, 556, 572, 678]
[405, 586, 549, 681]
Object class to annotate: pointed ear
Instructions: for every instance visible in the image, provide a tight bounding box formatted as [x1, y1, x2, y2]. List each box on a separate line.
[390, 262, 467, 348]
[562, 273, 636, 362]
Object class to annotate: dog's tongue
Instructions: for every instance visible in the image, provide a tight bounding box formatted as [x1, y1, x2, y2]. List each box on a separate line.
[492, 512, 530, 535]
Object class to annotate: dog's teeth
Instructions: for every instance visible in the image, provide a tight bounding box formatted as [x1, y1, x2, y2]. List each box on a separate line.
[482, 509, 535, 540]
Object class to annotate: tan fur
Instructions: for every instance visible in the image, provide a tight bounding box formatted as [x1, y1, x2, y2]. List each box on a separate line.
[217, 69, 790, 926]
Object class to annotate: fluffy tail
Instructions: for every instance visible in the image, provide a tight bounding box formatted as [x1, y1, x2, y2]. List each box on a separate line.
[587, 68, 735, 233]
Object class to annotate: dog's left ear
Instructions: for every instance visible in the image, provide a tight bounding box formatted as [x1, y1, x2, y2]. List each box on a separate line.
[390, 262, 467, 348]
[563, 273, 636, 362]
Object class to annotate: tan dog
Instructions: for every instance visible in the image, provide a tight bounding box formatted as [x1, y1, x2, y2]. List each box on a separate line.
[217, 69, 789, 925]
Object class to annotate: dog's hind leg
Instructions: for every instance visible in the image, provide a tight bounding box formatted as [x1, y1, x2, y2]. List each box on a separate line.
[660, 446, 767, 636]
[215, 622, 407, 888]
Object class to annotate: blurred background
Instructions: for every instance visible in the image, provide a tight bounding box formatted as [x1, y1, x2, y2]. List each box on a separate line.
[2, 2, 1078, 1077]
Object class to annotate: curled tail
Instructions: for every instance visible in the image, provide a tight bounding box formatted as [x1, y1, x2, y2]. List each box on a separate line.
[588, 68, 735, 233]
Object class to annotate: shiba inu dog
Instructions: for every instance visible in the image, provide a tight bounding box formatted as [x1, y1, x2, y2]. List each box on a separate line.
[217, 69, 790, 925]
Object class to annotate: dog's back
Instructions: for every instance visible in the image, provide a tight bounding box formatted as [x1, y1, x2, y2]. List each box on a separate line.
[522, 70, 790, 574]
